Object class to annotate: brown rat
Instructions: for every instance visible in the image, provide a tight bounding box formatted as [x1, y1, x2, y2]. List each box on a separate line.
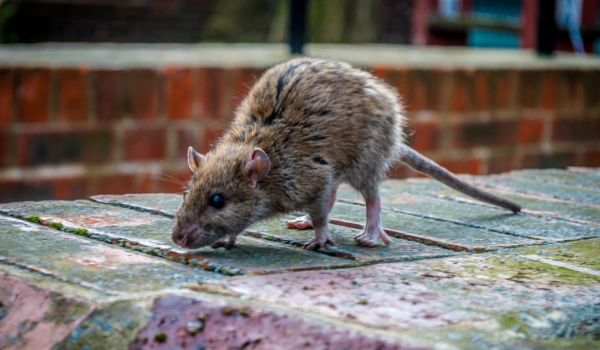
[172, 57, 520, 251]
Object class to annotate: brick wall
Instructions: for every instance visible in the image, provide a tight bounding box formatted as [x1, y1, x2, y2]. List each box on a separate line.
[1, 63, 599, 203]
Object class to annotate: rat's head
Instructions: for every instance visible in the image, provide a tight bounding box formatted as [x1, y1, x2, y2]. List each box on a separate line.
[172, 144, 270, 249]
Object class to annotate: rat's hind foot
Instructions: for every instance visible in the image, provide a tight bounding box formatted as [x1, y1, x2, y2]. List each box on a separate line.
[354, 227, 391, 247]
[302, 225, 335, 251]
[211, 234, 237, 249]
[286, 215, 313, 230]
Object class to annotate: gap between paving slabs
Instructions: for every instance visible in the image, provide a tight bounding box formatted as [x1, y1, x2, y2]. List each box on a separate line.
[0, 200, 360, 277]
[91, 194, 455, 263]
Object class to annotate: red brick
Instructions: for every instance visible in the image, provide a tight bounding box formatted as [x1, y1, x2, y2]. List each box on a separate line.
[494, 70, 514, 110]
[561, 71, 584, 112]
[0, 130, 8, 167]
[518, 117, 544, 144]
[96, 70, 124, 122]
[127, 69, 158, 120]
[157, 169, 191, 193]
[165, 67, 193, 120]
[450, 69, 473, 112]
[541, 71, 558, 110]
[0, 68, 14, 124]
[124, 127, 166, 161]
[231, 67, 263, 112]
[17, 129, 114, 166]
[407, 120, 441, 152]
[385, 161, 418, 180]
[583, 150, 600, 167]
[520, 152, 575, 169]
[583, 71, 600, 111]
[474, 71, 490, 110]
[54, 177, 85, 200]
[175, 127, 195, 160]
[58, 68, 88, 122]
[89, 173, 136, 196]
[137, 173, 155, 194]
[436, 158, 482, 175]
[552, 118, 599, 142]
[198, 68, 227, 119]
[17, 68, 51, 123]
[0, 180, 56, 203]
[201, 123, 226, 154]
[488, 156, 515, 174]
[519, 70, 540, 109]
[452, 120, 518, 148]
[406, 69, 444, 112]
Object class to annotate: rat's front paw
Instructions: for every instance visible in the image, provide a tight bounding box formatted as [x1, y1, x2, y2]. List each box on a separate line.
[211, 234, 237, 249]
[286, 215, 313, 229]
[302, 237, 335, 251]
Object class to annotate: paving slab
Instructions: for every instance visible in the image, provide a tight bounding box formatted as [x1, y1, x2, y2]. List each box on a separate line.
[93, 193, 455, 261]
[339, 181, 600, 241]
[0, 272, 95, 350]
[247, 215, 452, 262]
[0, 216, 223, 294]
[507, 169, 600, 189]
[0, 200, 352, 275]
[208, 239, 600, 349]
[329, 202, 540, 251]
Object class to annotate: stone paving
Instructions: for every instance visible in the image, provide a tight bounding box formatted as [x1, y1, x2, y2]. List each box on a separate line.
[0, 168, 599, 349]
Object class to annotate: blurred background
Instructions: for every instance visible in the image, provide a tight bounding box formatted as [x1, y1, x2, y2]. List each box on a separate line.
[0, 0, 599, 202]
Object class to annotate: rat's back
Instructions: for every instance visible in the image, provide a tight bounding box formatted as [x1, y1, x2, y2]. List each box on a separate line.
[222, 58, 405, 197]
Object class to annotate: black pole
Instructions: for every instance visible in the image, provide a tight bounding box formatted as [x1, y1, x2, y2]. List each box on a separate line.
[537, 0, 557, 56]
[289, 0, 308, 55]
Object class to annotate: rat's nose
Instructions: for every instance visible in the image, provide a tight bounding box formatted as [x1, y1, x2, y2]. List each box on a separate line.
[172, 221, 198, 247]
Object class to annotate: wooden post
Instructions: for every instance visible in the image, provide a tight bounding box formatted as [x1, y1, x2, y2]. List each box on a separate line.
[289, 0, 308, 54]
[521, 0, 539, 49]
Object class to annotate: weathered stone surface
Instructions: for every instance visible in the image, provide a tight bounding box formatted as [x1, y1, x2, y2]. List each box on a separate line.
[129, 293, 419, 350]
[91, 194, 180, 218]
[248, 215, 453, 261]
[211, 240, 600, 349]
[0, 201, 351, 275]
[329, 202, 540, 250]
[0, 273, 94, 350]
[339, 182, 600, 241]
[508, 169, 600, 189]
[0, 216, 223, 293]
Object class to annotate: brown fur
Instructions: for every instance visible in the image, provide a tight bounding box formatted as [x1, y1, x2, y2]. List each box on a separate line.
[173, 57, 405, 249]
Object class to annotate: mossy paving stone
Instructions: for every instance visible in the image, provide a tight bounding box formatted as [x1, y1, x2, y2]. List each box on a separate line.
[213, 250, 600, 349]
[340, 182, 599, 241]
[0, 216, 224, 293]
[90, 194, 180, 218]
[0, 200, 351, 275]
[328, 202, 540, 251]
[472, 174, 600, 206]
[506, 169, 600, 189]
[0, 271, 95, 350]
[353, 178, 600, 225]
[247, 215, 453, 262]
[128, 294, 416, 350]
[516, 238, 600, 271]
[92, 193, 453, 261]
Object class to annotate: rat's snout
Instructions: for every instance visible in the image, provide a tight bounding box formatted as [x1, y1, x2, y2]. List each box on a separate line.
[172, 221, 201, 248]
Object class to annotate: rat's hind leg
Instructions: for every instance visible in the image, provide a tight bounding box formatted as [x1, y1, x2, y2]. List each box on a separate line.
[286, 185, 338, 229]
[354, 192, 391, 247]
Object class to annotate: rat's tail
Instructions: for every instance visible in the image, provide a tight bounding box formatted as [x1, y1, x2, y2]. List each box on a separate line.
[398, 144, 521, 213]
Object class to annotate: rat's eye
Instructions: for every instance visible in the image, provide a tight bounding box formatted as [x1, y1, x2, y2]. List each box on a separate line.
[209, 194, 225, 209]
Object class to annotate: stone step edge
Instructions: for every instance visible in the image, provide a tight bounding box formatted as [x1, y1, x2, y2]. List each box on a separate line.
[0, 210, 383, 277]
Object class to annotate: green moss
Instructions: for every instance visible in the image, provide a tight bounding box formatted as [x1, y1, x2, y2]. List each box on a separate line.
[240, 309, 249, 317]
[358, 300, 367, 305]
[24, 215, 41, 224]
[50, 222, 64, 230]
[154, 333, 167, 342]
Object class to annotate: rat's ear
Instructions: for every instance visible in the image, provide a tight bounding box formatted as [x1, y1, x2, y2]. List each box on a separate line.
[244, 148, 270, 189]
[188, 147, 205, 172]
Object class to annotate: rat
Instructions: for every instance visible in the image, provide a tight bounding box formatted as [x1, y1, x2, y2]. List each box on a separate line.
[171, 57, 521, 251]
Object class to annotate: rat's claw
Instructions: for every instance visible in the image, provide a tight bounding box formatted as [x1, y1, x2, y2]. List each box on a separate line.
[302, 237, 335, 251]
[285, 215, 313, 230]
